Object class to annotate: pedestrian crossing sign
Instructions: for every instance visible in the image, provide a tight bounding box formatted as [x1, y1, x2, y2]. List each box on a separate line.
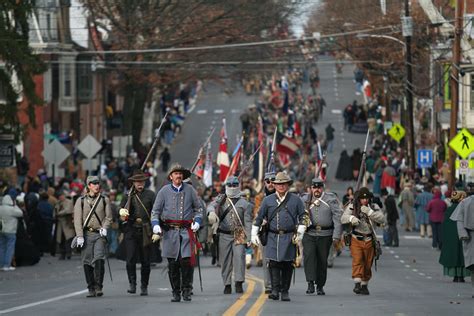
[388, 123, 405, 142]
[449, 128, 474, 159]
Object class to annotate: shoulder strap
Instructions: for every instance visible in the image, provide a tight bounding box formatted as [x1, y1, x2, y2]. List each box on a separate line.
[81, 195, 102, 229]
[219, 202, 233, 222]
[134, 193, 151, 220]
[268, 193, 291, 223]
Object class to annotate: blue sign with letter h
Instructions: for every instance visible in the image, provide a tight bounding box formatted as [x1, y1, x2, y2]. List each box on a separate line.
[417, 149, 433, 168]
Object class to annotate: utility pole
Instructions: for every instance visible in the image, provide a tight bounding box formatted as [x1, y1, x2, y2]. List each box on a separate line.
[403, 0, 416, 171]
[448, 0, 464, 189]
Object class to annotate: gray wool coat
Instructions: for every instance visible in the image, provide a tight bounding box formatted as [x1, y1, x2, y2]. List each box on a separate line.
[151, 183, 203, 259]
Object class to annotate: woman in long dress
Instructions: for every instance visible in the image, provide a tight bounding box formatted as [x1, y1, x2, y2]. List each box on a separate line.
[439, 191, 470, 282]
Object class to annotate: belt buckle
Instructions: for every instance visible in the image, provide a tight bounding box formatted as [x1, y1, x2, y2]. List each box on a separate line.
[279, 230, 285, 235]
[316, 225, 322, 231]
[88, 227, 94, 232]
[135, 218, 142, 224]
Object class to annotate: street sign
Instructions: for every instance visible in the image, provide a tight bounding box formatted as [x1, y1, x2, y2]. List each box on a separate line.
[449, 128, 474, 159]
[388, 123, 405, 142]
[0, 142, 15, 168]
[78, 135, 102, 159]
[384, 121, 393, 130]
[417, 149, 433, 168]
[42, 139, 70, 165]
[459, 159, 469, 175]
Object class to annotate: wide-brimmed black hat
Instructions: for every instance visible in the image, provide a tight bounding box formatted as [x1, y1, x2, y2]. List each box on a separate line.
[356, 187, 373, 199]
[128, 169, 150, 182]
[167, 163, 191, 180]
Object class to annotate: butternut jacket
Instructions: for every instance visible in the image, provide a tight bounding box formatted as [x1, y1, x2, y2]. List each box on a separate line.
[73, 194, 112, 237]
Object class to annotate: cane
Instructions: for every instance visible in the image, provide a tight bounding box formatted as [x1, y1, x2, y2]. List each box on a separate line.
[194, 232, 203, 292]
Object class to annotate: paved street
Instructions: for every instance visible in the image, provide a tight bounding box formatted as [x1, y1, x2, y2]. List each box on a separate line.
[0, 59, 473, 315]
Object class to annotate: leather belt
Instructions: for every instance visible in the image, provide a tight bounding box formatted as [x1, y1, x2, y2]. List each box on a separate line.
[217, 228, 233, 235]
[86, 227, 99, 233]
[135, 218, 143, 224]
[269, 229, 294, 235]
[353, 231, 372, 237]
[308, 225, 334, 231]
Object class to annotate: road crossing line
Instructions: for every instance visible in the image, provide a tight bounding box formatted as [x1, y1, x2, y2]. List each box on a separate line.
[197, 109, 208, 114]
[0, 290, 88, 314]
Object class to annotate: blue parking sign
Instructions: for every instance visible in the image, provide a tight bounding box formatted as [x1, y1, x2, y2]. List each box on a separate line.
[417, 149, 433, 168]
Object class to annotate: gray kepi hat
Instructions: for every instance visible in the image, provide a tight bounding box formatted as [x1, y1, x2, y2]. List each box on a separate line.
[311, 177, 325, 187]
[272, 172, 293, 185]
[167, 163, 191, 180]
[86, 175, 100, 185]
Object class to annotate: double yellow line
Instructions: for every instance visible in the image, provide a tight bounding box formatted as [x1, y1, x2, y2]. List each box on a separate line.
[222, 274, 267, 316]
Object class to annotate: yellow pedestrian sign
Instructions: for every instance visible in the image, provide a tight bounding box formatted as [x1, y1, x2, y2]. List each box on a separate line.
[388, 123, 405, 142]
[449, 128, 474, 159]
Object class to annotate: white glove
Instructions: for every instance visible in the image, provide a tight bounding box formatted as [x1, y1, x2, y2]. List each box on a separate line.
[208, 212, 219, 225]
[99, 228, 107, 237]
[119, 208, 129, 217]
[251, 225, 261, 246]
[350, 216, 360, 226]
[296, 225, 306, 241]
[153, 225, 162, 234]
[151, 234, 161, 243]
[360, 206, 373, 216]
[77, 237, 85, 247]
[191, 222, 200, 232]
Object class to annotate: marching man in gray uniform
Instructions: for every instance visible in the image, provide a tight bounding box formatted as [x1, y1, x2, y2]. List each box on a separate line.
[73, 176, 112, 298]
[151, 164, 203, 302]
[251, 172, 306, 302]
[302, 177, 342, 295]
[207, 176, 253, 294]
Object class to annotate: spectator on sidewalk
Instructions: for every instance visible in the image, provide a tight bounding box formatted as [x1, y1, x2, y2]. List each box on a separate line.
[400, 182, 415, 232]
[325, 124, 335, 153]
[0, 195, 24, 271]
[426, 189, 447, 250]
[381, 188, 399, 247]
[415, 185, 433, 238]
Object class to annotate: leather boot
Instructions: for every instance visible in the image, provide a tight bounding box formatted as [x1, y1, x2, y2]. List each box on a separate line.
[140, 264, 151, 296]
[181, 260, 193, 301]
[353, 282, 362, 294]
[84, 265, 96, 297]
[268, 266, 280, 300]
[94, 260, 105, 297]
[360, 284, 370, 295]
[223, 285, 232, 294]
[168, 260, 181, 302]
[306, 281, 315, 294]
[126, 264, 137, 294]
[235, 282, 244, 294]
[316, 286, 325, 295]
[280, 264, 293, 302]
[182, 288, 192, 302]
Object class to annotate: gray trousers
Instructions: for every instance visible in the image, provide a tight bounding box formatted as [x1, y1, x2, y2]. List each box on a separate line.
[219, 233, 245, 285]
[302, 234, 332, 287]
[81, 231, 106, 266]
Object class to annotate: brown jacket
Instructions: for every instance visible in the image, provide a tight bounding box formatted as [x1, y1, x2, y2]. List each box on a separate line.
[73, 194, 112, 237]
[54, 198, 75, 242]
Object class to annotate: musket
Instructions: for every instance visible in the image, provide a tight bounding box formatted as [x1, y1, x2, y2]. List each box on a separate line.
[355, 129, 370, 191]
[267, 128, 278, 173]
[237, 142, 263, 181]
[314, 141, 327, 179]
[190, 126, 216, 173]
[123, 111, 169, 210]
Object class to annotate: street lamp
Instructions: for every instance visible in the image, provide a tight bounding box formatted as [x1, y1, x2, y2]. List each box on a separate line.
[356, 32, 416, 172]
